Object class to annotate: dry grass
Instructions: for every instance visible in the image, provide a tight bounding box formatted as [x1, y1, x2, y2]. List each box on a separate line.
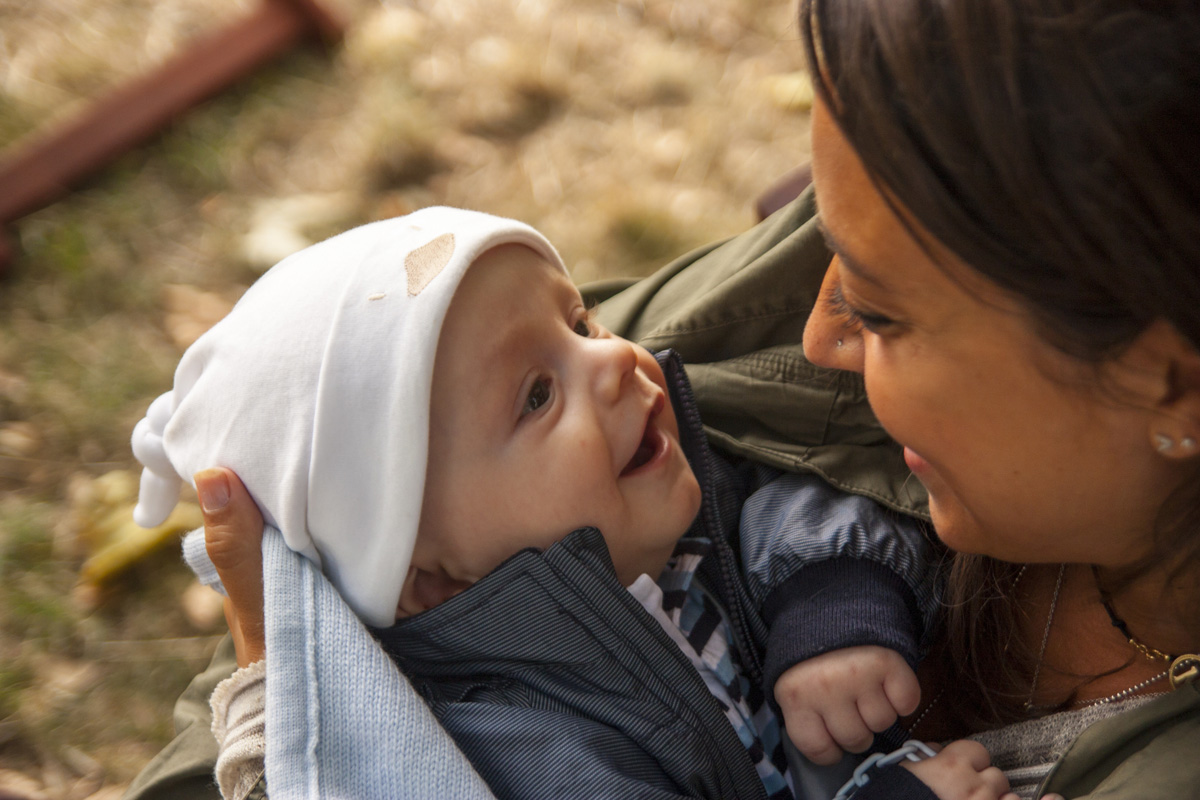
[0, 0, 811, 795]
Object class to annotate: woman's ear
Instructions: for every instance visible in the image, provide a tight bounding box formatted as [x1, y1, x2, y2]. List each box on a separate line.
[1142, 321, 1200, 459]
[395, 564, 474, 619]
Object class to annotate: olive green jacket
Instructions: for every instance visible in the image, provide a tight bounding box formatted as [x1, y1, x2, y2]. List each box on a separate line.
[1039, 676, 1200, 799]
[586, 189, 928, 523]
[124, 190, 1199, 800]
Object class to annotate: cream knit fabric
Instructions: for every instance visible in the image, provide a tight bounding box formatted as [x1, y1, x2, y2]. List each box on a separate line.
[210, 658, 266, 800]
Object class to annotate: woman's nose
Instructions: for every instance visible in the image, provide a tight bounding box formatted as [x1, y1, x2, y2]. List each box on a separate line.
[802, 260, 865, 373]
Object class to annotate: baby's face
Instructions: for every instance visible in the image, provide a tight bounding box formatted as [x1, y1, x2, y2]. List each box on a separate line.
[397, 244, 702, 617]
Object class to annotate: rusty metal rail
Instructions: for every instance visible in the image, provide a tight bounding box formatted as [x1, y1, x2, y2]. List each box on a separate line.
[0, 0, 343, 274]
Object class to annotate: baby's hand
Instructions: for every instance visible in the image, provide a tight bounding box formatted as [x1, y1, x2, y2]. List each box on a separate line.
[774, 645, 920, 765]
[902, 740, 1017, 800]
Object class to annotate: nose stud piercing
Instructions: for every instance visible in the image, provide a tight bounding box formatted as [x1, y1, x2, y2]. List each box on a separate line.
[836, 339, 844, 348]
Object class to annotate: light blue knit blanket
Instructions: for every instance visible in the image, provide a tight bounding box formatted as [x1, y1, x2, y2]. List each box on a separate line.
[183, 527, 497, 799]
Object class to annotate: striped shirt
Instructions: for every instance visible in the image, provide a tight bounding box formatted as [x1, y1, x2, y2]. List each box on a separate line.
[631, 537, 794, 800]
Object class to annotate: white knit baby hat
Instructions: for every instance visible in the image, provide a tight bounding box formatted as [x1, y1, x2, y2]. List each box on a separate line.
[131, 207, 567, 627]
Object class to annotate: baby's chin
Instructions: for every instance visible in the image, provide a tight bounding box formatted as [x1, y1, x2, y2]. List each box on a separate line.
[611, 531, 693, 587]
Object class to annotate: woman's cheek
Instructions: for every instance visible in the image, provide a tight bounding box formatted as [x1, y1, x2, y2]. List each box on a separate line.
[860, 366, 917, 447]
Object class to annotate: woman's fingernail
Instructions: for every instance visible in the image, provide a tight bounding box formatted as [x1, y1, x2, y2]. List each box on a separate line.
[194, 469, 230, 513]
[1040, 795, 1065, 800]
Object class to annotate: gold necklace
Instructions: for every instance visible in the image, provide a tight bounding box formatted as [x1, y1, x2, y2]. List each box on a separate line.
[1092, 566, 1176, 663]
[1025, 565, 1176, 713]
[1086, 567, 1200, 693]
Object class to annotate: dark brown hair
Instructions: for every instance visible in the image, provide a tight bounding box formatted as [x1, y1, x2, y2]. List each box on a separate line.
[799, 0, 1200, 728]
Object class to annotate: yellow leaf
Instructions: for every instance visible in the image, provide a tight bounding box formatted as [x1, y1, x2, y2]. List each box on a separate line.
[79, 503, 202, 586]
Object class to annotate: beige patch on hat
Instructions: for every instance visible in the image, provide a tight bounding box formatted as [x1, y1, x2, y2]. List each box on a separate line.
[405, 233, 455, 296]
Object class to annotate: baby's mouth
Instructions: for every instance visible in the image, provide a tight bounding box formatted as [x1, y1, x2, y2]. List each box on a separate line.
[621, 429, 657, 475]
[620, 397, 667, 476]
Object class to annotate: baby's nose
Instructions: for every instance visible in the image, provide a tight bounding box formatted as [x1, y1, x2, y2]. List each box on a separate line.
[592, 336, 640, 403]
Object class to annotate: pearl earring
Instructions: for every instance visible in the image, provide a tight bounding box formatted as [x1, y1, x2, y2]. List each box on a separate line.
[1155, 433, 1175, 453]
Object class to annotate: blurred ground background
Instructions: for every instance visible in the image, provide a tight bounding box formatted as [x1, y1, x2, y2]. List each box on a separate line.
[0, 0, 812, 796]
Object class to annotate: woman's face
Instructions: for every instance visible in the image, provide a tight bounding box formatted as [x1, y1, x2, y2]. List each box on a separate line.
[802, 98, 1184, 567]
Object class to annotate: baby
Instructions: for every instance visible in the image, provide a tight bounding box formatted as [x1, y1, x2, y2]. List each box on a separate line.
[132, 208, 999, 800]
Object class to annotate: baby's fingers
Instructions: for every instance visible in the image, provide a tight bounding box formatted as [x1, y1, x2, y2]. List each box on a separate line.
[945, 739, 992, 772]
[979, 766, 1010, 799]
[904, 740, 1010, 800]
[883, 661, 922, 717]
[785, 708, 843, 766]
[856, 686, 902, 733]
[821, 702, 875, 755]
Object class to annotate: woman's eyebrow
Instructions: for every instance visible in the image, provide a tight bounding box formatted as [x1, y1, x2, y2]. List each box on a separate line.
[815, 217, 888, 289]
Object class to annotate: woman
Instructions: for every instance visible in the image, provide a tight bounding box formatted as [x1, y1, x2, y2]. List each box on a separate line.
[126, 1, 1199, 798]
[793, 0, 1200, 797]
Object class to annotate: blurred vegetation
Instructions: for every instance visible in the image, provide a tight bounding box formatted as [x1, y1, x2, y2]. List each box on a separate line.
[0, 0, 811, 795]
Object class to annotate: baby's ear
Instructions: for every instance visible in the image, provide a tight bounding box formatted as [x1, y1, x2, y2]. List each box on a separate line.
[395, 565, 474, 619]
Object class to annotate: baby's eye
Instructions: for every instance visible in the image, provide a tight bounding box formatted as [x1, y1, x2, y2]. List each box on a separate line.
[572, 307, 596, 337]
[521, 377, 552, 417]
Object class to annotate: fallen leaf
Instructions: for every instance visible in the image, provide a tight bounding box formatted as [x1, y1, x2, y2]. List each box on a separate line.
[239, 192, 360, 271]
[765, 71, 814, 112]
[78, 502, 202, 588]
[0, 769, 49, 800]
[180, 580, 225, 630]
[68, 471, 203, 592]
[81, 786, 127, 800]
[161, 284, 235, 350]
[0, 421, 40, 457]
[0, 368, 29, 404]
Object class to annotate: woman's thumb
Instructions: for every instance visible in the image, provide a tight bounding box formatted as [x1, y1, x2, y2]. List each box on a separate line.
[196, 468, 264, 576]
[195, 468, 266, 666]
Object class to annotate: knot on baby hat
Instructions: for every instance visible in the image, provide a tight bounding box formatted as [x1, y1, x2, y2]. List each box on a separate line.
[131, 207, 567, 627]
[131, 391, 180, 527]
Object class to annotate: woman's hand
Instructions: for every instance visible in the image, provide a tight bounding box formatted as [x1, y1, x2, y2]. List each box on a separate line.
[195, 468, 266, 669]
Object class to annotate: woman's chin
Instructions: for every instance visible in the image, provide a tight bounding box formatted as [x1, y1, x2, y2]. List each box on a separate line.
[926, 495, 982, 555]
[928, 501, 1025, 562]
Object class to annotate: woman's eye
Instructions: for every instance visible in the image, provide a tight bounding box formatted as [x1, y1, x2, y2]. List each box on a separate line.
[521, 377, 552, 417]
[828, 284, 896, 334]
[854, 309, 896, 334]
